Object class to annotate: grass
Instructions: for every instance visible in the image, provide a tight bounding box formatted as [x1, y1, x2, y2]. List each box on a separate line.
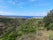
[48, 30, 53, 40]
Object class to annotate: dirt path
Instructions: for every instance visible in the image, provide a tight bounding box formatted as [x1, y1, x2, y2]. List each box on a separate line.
[36, 30, 49, 40]
[16, 30, 50, 40]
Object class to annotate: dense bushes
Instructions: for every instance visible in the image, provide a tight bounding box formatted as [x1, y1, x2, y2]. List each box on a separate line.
[47, 23, 53, 30]
[0, 18, 38, 40]
[43, 9, 53, 30]
[17, 19, 37, 34]
[3, 31, 17, 40]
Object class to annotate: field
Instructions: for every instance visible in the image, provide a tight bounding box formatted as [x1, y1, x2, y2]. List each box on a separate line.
[0, 13, 53, 40]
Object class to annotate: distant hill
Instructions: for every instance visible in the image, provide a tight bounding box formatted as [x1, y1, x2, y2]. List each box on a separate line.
[0, 15, 44, 18]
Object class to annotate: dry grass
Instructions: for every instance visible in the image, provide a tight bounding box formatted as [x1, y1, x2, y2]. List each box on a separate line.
[16, 30, 51, 40]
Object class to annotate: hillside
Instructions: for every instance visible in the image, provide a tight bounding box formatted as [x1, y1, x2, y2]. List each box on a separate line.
[0, 16, 27, 37]
[0, 15, 44, 40]
[0, 15, 53, 40]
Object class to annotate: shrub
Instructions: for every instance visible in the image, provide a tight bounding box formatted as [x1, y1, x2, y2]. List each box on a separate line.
[47, 23, 53, 30]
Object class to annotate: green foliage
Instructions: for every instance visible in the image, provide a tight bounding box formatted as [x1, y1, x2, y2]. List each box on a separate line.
[0, 17, 44, 40]
[0, 17, 27, 40]
[43, 9, 53, 30]
[49, 31, 53, 40]
[17, 31, 22, 36]
[47, 23, 53, 30]
[3, 31, 17, 40]
[17, 19, 37, 34]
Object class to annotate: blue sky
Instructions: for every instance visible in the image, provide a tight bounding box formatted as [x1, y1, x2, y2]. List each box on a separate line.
[0, 0, 53, 16]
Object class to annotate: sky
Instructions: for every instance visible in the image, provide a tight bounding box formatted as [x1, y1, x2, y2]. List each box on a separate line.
[0, 0, 53, 16]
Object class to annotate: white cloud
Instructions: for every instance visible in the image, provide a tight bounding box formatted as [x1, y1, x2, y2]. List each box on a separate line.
[7, 0, 24, 6]
[7, 0, 16, 5]
[0, 11, 16, 15]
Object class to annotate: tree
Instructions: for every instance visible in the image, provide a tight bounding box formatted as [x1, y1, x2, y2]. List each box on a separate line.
[43, 9, 53, 30]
